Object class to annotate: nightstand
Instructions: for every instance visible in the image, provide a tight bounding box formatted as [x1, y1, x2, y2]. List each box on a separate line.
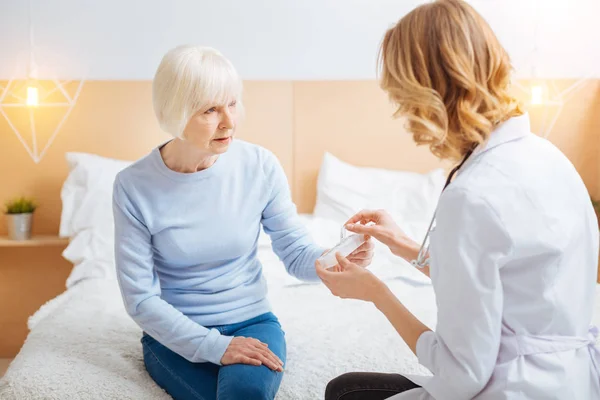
[0, 235, 69, 247]
[0, 235, 72, 357]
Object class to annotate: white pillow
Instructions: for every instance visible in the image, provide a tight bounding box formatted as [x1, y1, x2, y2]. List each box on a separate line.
[60, 152, 132, 287]
[314, 152, 445, 244]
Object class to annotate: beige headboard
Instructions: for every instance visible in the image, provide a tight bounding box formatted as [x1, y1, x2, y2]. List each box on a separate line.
[0, 79, 598, 234]
[292, 81, 445, 212]
[292, 80, 600, 213]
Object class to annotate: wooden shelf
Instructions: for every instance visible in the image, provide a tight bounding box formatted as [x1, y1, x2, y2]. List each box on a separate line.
[0, 235, 69, 247]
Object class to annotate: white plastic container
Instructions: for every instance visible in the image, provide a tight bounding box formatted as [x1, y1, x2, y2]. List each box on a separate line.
[317, 233, 367, 269]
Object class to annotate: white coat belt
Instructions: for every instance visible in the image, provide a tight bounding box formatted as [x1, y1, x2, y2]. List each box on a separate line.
[499, 326, 600, 382]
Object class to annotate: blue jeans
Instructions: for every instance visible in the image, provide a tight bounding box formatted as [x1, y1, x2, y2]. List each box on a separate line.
[141, 312, 286, 400]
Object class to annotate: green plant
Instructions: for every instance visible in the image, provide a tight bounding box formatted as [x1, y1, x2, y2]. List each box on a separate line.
[4, 196, 37, 214]
[593, 198, 600, 215]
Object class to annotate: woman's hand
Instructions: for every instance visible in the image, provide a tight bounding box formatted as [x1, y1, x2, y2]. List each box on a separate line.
[344, 209, 420, 262]
[316, 252, 386, 302]
[220, 337, 284, 372]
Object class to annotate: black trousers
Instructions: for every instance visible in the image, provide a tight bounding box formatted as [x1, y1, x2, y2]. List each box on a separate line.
[325, 372, 420, 400]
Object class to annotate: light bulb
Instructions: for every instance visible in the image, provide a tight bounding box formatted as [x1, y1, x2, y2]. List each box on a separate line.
[26, 86, 39, 106]
[531, 85, 544, 105]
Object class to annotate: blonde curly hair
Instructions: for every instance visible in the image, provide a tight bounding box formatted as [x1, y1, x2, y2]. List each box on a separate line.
[379, 0, 523, 161]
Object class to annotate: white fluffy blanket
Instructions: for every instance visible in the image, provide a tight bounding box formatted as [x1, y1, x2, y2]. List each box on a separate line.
[0, 275, 439, 400]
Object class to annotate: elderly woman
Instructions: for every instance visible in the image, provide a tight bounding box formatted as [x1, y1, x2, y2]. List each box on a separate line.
[318, 1, 600, 399]
[112, 45, 373, 400]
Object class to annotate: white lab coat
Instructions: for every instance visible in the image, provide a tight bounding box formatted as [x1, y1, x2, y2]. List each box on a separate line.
[390, 113, 600, 400]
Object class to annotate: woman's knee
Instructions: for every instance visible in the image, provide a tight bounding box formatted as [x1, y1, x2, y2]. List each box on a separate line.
[325, 373, 358, 400]
[142, 335, 218, 400]
[218, 365, 282, 400]
[326, 372, 419, 400]
[231, 380, 275, 399]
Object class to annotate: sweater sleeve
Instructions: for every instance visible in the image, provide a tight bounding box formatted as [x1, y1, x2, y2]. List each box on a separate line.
[260, 151, 326, 281]
[112, 176, 233, 365]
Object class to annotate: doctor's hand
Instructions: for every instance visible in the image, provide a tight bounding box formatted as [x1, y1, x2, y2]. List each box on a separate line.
[345, 238, 375, 268]
[344, 209, 419, 262]
[316, 253, 385, 302]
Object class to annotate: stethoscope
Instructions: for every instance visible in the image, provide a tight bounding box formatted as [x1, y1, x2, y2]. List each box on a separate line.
[410, 149, 475, 269]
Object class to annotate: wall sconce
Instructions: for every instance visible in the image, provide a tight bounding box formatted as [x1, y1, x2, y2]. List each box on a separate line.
[26, 85, 39, 107]
[0, 0, 84, 164]
[515, 78, 589, 139]
[530, 83, 545, 106]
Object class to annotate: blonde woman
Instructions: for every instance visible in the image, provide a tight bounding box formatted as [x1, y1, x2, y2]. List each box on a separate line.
[112, 45, 374, 400]
[317, 1, 600, 399]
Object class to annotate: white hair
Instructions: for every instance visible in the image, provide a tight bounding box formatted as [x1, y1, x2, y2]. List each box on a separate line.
[152, 45, 243, 138]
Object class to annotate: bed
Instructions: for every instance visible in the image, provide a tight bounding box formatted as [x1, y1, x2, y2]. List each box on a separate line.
[1, 151, 599, 400]
[0, 235, 439, 399]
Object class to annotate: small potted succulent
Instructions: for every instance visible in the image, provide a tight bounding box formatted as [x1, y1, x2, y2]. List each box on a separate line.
[4, 196, 37, 240]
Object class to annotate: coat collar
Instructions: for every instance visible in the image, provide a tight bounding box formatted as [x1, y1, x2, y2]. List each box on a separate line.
[472, 112, 531, 157]
[458, 113, 531, 173]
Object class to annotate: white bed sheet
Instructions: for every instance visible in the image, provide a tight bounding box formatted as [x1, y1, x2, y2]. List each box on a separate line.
[0, 273, 436, 399]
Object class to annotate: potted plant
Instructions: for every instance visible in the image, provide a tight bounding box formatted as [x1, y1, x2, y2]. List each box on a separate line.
[4, 196, 37, 240]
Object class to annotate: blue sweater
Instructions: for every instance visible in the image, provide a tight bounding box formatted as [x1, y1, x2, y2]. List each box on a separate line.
[113, 139, 324, 365]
